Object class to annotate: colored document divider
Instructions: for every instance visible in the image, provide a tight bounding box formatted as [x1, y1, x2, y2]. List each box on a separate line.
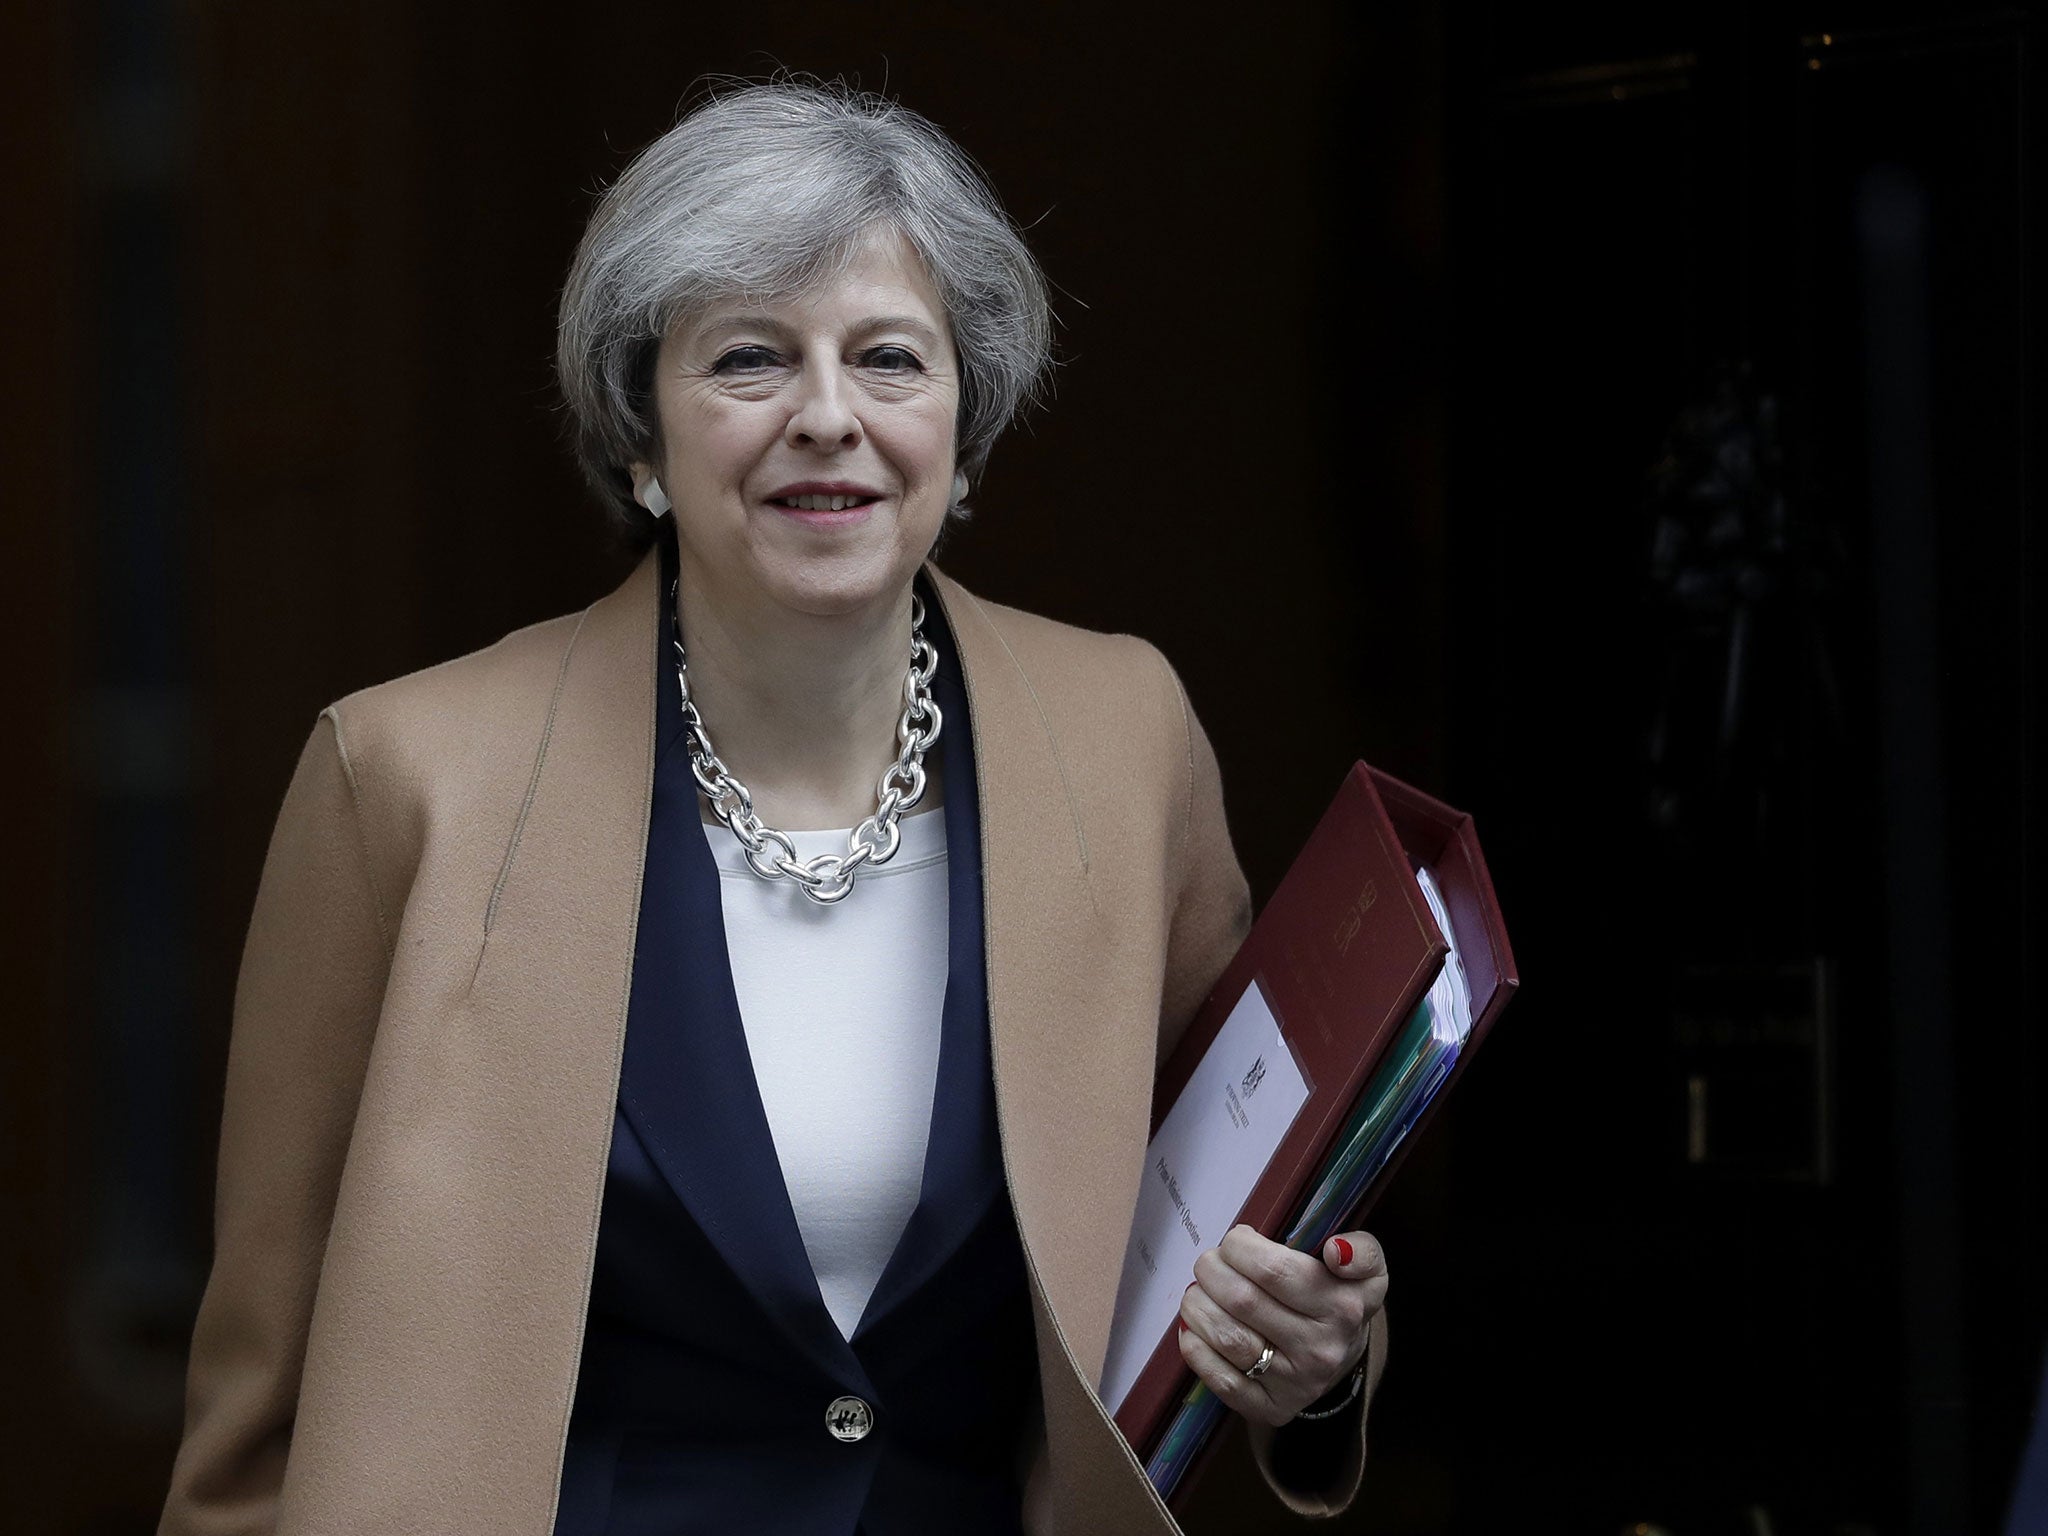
[1104, 764, 1520, 1506]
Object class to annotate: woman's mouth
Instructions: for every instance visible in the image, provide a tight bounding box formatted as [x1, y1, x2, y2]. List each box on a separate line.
[772, 492, 878, 512]
[766, 487, 884, 526]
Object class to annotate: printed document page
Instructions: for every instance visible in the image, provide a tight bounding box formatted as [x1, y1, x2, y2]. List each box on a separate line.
[1101, 980, 1310, 1413]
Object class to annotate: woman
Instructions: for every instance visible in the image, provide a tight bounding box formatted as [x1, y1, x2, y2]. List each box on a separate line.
[161, 82, 1389, 1535]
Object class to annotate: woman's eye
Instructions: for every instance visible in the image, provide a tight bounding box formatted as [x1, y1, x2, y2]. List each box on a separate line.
[712, 345, 780, 372]
[862, 345, 922, 373]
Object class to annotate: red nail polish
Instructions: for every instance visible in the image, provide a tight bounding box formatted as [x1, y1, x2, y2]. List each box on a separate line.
[1334, 1237, 1354, 1267]
[1177, 1319, 1188, 1334]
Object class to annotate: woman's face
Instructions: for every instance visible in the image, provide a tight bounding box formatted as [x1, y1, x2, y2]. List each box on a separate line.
[637, 227, 960, 621]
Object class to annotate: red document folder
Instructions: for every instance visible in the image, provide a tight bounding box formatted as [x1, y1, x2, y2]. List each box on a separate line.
[1110, 762, 1520, 1455]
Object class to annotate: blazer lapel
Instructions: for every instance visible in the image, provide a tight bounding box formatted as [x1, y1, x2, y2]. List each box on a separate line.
[613, 534, 860, 1388]
[852, 578, 1003, 1333]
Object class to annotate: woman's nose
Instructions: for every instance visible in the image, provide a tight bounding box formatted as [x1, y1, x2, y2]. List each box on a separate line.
[785, 366, 863, 451]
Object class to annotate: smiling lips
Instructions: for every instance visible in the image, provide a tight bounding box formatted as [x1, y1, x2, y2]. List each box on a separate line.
[770, 483, 880, 514]
[766, 481, 885, 523]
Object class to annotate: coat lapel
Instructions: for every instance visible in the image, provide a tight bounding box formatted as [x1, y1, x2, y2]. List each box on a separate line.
[435, 541, 666, 1529]
[926, 570, 1149, 1388]
[929, 569, 1178, 1535]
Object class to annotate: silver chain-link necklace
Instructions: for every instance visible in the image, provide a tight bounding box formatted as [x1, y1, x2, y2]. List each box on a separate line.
[669, 576, 942, 905]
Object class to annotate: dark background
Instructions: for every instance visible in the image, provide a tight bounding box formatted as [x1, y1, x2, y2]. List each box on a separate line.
[3, 2, 2040, 1532]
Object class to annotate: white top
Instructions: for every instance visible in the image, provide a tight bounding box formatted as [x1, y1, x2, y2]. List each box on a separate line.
[701, 806, 950, 1340]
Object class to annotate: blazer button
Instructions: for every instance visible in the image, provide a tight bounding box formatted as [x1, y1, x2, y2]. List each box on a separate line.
[825, 1394, 874, 1443]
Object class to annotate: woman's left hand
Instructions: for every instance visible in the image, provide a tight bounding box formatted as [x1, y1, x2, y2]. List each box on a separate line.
[1177, 1225, 1387, 1426]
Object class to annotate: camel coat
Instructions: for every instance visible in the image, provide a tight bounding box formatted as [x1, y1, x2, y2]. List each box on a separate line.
[159, 543, 1387, 1534]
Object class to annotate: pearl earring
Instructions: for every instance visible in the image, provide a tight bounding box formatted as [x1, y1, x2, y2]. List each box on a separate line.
[950, 471, 969, 505]
[636, 476, 671, 517]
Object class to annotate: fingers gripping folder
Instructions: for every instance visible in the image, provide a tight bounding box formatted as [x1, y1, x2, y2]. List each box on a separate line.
[1102, 763, 1520, 1503]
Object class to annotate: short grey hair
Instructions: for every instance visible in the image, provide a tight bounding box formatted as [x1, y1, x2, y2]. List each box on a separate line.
[557, 80, 1054, 544]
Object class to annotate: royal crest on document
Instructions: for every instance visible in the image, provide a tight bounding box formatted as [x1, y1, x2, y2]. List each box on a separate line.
[1100, 979, 1311, 1413]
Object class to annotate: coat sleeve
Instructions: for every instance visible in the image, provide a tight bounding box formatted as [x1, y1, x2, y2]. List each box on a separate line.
[159, 710, 394, 1536]
[1149, 650, 1387, 1519]
[1152, 650, 1254, 1065]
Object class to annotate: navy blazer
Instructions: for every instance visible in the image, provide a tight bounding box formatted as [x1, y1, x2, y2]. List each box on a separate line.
[553, 539, 1037, 1536]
